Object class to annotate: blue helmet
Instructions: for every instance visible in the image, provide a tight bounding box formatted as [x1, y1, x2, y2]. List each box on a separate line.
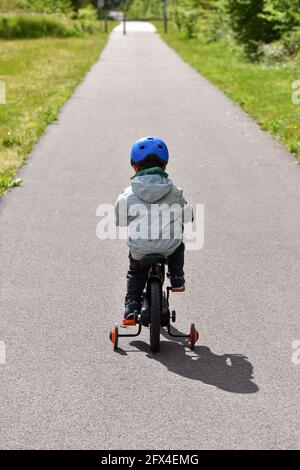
[131, 137, 169, 166]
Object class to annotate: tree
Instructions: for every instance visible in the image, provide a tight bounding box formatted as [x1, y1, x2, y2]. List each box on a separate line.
[226, 0, 280, 55]
[261, 0, 300, 34]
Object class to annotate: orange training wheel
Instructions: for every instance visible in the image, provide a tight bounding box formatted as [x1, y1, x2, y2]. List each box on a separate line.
[189, 323, 199, 350]
[109, 323, 119, 350]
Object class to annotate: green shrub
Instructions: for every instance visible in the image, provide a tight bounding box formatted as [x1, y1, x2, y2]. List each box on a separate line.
[261, 0, 300, 36]
[168, 0, 300, 59]
[258, 41, 286, 63]
[74, 5, 99, 33]
[282, 28, 300, 55]
[17, 0, 74, 14]
[226, 0, 300, 57]
[226, 0, 280, 57]
[172, 6, 183, 31]
[126, 0, 162, 19]
[196, 1, 230, 43]
[182, 8, 199, 38]
[170, 1, 200, 38]
[0, 14, 80, 39]
[170, 0, 228, 41]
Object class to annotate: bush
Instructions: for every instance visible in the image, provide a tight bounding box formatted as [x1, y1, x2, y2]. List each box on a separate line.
[226, 0, 280, 56]
[182, 8, 199, 38]
[74, 5, 99, 33]
[261, 0, 300, 36]
[0, 14, 80, 39]
[196, 1, 230, 43]
[226, 0, 300, 57]
[126, 0, 162, 19]
[17, 0, 74, 14]
[171, 1, 229, 41]
[258, 41, 286, 63]
[172, 6, 183, 31]
[282, 28, 300, 55]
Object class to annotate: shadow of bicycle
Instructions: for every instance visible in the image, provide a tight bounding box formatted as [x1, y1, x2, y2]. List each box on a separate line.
[130, 326, 259, 394]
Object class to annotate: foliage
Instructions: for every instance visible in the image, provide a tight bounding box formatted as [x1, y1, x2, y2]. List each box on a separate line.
[282, 28, 300, 55]
[226, 0, 279, 56]
[261, 0, 300, 35]
[1, 0, 101, 14]
[0, 14, 80, 38]
[126, 0, 162, 18]
[257, 40, 286, 62]
[75, 4, 99, 32]
[17, 0, 74, 14]
[168, 0, 300, 58]
[170, 1, 227, 40]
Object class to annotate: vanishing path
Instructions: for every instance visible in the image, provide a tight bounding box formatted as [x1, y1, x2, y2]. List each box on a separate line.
[0, 23, 299, 449]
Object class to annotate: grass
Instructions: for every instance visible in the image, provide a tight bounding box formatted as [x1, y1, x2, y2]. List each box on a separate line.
[0, 28, 113, 195]
[155, 22, 300, 162]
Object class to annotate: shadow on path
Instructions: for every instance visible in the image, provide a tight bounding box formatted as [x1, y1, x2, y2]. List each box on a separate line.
[130, 326, 259, 394]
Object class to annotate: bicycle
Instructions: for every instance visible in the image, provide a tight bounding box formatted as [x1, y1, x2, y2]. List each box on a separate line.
[109, 254, 199, 353]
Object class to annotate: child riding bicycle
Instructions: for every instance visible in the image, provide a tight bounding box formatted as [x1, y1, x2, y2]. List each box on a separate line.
[115, 137, 193, 318]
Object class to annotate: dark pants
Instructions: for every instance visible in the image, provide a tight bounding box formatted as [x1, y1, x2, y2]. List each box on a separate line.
[125, 242, 185, 304]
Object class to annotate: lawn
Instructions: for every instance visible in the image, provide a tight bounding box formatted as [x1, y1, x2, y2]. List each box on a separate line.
[0, 30, 111, 195]
[155, 22, 300, 162]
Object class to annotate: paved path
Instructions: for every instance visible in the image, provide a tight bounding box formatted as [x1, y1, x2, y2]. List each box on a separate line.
[0, 23, 299, 449]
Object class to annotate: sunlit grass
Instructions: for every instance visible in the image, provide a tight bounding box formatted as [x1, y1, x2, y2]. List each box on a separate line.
[0, 31, 111, 195]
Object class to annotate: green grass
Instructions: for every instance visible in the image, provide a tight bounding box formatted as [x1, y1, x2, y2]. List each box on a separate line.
[155, 22, 300, 162]
[0, 29, 113, 195]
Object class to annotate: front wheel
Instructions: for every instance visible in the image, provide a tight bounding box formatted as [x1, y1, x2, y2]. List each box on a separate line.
[149, 281, 161, 353]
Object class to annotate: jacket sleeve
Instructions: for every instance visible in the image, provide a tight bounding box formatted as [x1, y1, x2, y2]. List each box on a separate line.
[114, 192, 128, 227]
[182, 196, 194, 224]
[176, 187, 193, 224]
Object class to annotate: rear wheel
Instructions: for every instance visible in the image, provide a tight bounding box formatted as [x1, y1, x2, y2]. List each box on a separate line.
[149, 281, 161, 353]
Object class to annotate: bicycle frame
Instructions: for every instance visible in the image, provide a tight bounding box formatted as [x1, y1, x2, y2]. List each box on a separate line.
[110, 258, 199, 351]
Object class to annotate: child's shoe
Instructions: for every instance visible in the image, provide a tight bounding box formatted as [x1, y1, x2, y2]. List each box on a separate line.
[170, 276, 185, 292]
[124, 299, 141, 319]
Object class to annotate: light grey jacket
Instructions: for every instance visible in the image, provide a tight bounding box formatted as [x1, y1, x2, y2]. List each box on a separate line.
[115, 169, 193, 260]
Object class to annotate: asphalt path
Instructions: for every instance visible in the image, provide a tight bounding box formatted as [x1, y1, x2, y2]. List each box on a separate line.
[0, 23, 299, 449]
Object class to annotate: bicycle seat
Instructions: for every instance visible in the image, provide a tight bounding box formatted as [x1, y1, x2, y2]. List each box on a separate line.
[141, 254, 167, 265]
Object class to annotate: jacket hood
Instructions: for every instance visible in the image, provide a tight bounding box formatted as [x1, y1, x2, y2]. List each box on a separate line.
[131, 173, 173, 203]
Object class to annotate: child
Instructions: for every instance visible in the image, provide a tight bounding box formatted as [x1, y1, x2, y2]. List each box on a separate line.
[115, 137, 193, 318]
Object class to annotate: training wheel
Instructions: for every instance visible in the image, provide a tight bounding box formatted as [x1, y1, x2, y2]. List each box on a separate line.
[189, 323, 199, 350]
[109, 323, 119, 350]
